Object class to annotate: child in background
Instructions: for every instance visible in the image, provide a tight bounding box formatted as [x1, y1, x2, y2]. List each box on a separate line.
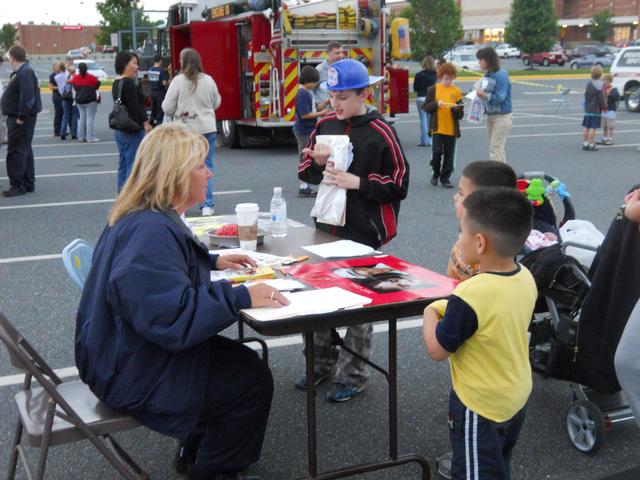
[423, 62, 464, 188]
[294, 66, 329, 198]
[423, 187, 537, 480]
[582, 65, 606, 151]
[599, 74, 620, 146]
[447, 161, 517, 281]
[299, 59, 409, 402]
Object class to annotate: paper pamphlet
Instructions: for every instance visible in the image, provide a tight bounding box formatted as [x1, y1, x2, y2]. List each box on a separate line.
[244, 279, 307, 291]
[241, 287, 372, 321]
[211, 267, 276, 284]
[209, 248, 289, 268]
[301, 240, 377, 258]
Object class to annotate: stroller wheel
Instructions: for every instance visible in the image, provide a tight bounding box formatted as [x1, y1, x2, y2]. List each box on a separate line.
[566, 400, 607, 454]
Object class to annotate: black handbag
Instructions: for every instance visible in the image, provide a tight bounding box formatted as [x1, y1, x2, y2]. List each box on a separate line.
[108, 80, 143, 133]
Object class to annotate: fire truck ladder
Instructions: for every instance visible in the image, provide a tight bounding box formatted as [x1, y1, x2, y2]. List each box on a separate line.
[269, 66, 281, 118]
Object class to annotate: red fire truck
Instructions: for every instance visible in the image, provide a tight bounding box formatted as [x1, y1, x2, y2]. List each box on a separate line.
[168, 0, 411, 147]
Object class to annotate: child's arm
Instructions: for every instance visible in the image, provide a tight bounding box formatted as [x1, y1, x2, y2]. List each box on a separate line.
[423, 295, 478, 362]
[300, 109, 329, 120]
[422, 85, 437, 113]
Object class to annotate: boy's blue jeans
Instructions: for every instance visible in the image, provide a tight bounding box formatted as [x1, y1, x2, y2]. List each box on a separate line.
[61, 100, 78, 138]
[200, 132, 216, 209]
[416, 97, 431, 146]
[449, 390, 525, 480]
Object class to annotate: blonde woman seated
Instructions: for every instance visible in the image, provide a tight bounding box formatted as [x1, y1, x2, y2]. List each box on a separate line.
[75, 124, 288, 480]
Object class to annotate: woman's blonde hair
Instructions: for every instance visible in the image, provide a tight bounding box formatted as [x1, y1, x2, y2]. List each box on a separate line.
[180, 48, 203, 94]
[108, 124, 209, 226]
[421, 56, 435, 71]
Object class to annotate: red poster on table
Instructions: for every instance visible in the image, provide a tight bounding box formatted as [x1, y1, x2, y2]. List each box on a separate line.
[286, 256, 458, 306]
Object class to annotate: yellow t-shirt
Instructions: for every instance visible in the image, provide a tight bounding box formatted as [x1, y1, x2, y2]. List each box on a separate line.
[434, 83, 463, 137]
[430, 265, 537, 422]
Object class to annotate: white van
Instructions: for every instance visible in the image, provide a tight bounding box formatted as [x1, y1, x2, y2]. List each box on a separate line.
[610, 47, 640, 110]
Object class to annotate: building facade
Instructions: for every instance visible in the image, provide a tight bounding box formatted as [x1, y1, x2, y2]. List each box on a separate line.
[14, 24, 102, 55]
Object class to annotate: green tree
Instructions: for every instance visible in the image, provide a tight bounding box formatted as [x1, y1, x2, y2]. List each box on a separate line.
[505, 0, 558, 66]
[96, 0, 161, 47]
[400, 0, 463, 60]
[0, 23, 17, 51]
[590, 9, 613, 43]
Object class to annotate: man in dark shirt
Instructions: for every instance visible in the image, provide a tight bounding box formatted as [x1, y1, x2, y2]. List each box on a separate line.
[148, 54, 169, 126]
[0, 45, 42, 197]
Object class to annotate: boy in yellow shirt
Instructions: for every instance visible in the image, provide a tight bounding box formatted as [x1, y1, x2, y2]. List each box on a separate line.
[423, 187, 537, 479]
[423, 63, 464, 188]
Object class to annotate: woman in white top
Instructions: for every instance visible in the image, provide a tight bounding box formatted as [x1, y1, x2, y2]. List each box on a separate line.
[162, 48, 221, 216]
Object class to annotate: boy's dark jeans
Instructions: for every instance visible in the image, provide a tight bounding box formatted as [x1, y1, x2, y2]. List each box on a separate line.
[431, 133, 456, 183]
[449, 390, 526, 480]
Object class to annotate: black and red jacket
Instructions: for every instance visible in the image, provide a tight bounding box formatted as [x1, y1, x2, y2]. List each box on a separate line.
[71, 73, 100, 104]
[298, 108, 409, 249]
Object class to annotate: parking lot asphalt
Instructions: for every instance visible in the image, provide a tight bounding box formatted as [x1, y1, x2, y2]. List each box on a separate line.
[1, 77, 640, 479]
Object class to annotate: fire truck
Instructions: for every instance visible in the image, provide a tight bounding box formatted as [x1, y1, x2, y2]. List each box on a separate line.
[168, 0, 411, 147]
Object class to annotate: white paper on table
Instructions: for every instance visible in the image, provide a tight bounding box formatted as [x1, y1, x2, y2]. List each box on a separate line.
[241, 287, 372, 321]
[301, 240, 377, 258]
[244, 279, 307, 291]
[209, 248, 289, 267]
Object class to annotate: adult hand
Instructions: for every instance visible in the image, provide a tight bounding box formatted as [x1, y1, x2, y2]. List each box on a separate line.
[624, 189, 640, 223]
[143, 121, 152, 133]
[323, 166, 361, 190]
[302, 142, 331, 166]
[216, 254, 257, 271]
[247, 283, 290, 308]
[475, 89, 486, 98]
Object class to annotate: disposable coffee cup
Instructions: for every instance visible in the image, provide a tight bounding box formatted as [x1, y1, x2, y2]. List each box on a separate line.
[235, 203, 259, 251]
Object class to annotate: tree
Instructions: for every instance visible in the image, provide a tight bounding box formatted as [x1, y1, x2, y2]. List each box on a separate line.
[505, 0, 558, 64]
[400, 0, 463, 60]
[590, 9, 613, 43]
[0, 23, 17, 51]
[96, 0, 162, 46]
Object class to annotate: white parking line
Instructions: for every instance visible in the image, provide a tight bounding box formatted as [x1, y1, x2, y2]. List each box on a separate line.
[0, 318, 423, 387]
[0, 189, 252, 211]
[0, 152, 117, 163]
[0, 170, 115, 181]
[31, 141, 116, 148]
[0, 254, 62, 264]
[509, 128, 640, 139]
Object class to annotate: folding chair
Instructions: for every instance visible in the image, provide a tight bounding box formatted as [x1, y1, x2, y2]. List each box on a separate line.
[551, 88, 571, 114]
[62, 239, 94, 291]
[0, 311, 148, 480]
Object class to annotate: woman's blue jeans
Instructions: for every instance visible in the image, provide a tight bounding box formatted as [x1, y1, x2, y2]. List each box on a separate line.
[416, 97, 431, 146]
[201, 132, 216, 209]
[115, 129, 145, 191]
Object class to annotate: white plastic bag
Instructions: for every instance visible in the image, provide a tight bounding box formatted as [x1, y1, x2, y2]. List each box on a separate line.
[310, 135, 351, 226]
[466, 91, 483, 124]
[559, 219, 605, 269]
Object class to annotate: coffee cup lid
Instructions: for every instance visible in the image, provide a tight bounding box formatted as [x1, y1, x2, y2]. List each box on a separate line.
[235, 203, 259, 213]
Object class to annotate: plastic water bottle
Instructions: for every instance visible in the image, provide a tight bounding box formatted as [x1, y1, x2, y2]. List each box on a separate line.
[270, 187, 287, 237]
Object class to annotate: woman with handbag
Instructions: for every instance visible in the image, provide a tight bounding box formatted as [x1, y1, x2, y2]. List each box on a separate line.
[72, 62, 101, 143]
[111, 51, 151, 191]
[162, 48, 221, 216]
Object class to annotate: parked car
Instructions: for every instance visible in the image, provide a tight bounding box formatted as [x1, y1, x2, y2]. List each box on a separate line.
[444, 51, 482, 70]
[568, 44, 604, 60]
[569, 54, 614, 69]
[66, 47, 91, 59]
[495, 43, 521, 58]
[522, 50, 567, 66]
[453, 44, 480, 54]
[610, 46, 640, 111]
[72, 59, 108, 81]
[101, 45, 116, 53]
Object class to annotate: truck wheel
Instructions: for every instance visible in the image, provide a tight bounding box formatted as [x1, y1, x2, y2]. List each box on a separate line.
[625, 85, 640, 112]
[523, 57, 530, 66]
[503, 53, 509, 59]
[218, 120, 241, 148]
[543, 58, 550, 67]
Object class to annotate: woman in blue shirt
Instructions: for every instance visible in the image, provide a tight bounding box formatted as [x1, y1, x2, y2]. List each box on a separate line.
[475, 47, 513, 163]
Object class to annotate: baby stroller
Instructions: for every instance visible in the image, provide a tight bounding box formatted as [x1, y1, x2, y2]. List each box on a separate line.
[524, 200, 639, 454]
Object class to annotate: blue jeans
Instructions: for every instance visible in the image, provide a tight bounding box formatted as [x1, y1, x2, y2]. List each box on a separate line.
[416, 97, 430, 145]
[115, 129, 145, 191]
[200, 132, 216, 209]
[61, 100, 78, 138]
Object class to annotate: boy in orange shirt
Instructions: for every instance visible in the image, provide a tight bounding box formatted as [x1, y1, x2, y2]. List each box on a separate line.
[423, 63, 464, 188]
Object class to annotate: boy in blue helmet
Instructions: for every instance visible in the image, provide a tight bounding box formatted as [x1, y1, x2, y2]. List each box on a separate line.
[298, 59, 410, 402]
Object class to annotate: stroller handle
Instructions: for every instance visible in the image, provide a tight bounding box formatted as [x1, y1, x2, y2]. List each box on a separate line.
[561, 241, 599, 255]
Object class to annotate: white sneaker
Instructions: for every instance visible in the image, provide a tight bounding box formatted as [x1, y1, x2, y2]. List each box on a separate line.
[89, 138, 100, 143]
[201, 206, 214, 216]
